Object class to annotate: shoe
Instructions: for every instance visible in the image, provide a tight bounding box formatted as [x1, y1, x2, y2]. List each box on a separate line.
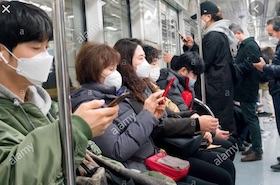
[241, 150, 262, 162]
[271, 163, 280, 171]
[257, 112, 273, 117]
[277, 157, 280, 162]
[242, 148, 252, 155]
[242, 148, 263, 155]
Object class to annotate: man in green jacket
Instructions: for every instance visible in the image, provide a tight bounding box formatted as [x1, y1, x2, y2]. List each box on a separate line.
[229, 23, 263, 162]
[0, 1, 119, 184]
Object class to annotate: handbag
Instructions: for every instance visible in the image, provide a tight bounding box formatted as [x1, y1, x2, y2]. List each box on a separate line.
[156, 134, 204, 159]
[145, 151, 190, 181]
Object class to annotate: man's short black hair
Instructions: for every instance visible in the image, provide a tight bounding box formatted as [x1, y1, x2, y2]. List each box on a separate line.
[142, 45, 161, 64]
[172, 52, 205, 75]
[0, 1, 53, 51]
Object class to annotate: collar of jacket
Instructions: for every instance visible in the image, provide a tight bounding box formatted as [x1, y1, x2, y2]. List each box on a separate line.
[71, 82, 118, 112]
[165, 68, 188, 89]
[81, 82, 116, 95]
[203, 19, 235, 44]
[0, 84, 52, 115]
[240, 37, 255, 47]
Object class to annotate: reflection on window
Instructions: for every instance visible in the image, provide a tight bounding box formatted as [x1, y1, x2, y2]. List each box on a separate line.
[102, 0, 130, 46]
[26, 0, 83, 86]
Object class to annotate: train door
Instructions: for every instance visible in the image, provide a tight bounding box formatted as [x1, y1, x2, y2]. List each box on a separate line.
[160, 1, 180, 57]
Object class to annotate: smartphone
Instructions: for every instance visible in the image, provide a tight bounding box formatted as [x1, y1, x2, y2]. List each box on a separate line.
[176, 29, 188, 42]
[249, 54, 260, 63]
[107, 92, 130, 107]
[160, 77, 175, 104]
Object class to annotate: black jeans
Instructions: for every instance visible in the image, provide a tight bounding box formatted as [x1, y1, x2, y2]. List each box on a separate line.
[177, 175, 218, 185]
[240, 101, 262, 153]
[187, 150, 235, 185]
[212, 137, 236, 161]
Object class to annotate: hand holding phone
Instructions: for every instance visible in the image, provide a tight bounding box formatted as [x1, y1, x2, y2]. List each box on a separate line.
[176, 29, 188, 43]
[160, 77, 175, 104]
[249, 54, 261, 63]
[144, 90, 166, 119]
[107, 92, 130, 107]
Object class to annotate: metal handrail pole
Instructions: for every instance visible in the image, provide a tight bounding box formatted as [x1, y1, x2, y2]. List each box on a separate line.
[52, 0, 76, 184]
[196, 0, 206, 104]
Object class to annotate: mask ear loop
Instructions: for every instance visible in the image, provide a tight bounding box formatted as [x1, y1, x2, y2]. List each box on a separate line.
[0, 52, 8, 64]
[0, 46, 20, 72]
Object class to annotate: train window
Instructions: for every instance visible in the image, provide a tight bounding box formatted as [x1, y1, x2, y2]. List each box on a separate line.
[25, 0, 84, 88]
[102, 0, 131, 46]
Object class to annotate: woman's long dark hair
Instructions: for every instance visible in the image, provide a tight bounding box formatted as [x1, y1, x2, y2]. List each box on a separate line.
[113, 38, 147, 102]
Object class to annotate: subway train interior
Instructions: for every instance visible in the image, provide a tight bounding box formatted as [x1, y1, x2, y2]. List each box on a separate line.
[1, 0, 280, 185]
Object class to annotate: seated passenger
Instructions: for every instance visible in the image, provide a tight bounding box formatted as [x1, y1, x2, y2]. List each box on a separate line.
[144, 45, 237, 159]
[113, 39, 236, 185]
[0, 1, 119, 184]
[71, 42, 216, 185]
[157, 51, 237, 144]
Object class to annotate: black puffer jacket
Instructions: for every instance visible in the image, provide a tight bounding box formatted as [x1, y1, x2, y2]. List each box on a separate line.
[157, 68, 194, 111]
[263, 43, 280, 96]
[71, 82, 159, 171]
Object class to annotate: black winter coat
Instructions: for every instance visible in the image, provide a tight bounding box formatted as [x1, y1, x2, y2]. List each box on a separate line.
[192, 31, 236, 133]
[157, 68, 194, 111]
[234, 37, 262, 102]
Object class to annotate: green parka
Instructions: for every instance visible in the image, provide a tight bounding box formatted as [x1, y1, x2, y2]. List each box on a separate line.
[0, 85, 92, 185]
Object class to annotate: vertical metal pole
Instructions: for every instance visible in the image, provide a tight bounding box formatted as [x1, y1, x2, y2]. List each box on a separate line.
[196, 0, 206, 104]
[52, 0, 76, 184]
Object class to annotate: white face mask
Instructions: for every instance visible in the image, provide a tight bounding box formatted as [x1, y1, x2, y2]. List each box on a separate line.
[149, 66, 160, 83]
[269, 36, 279, 45]
[136, 60, 151, 78]
[0, 46, 53, 85]
[188, 77, 196, 89]
[102, 70, 122, 90]
[200, 19, 207, 30]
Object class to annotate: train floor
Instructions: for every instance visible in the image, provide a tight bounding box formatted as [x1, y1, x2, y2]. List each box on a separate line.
[234, 117, 280, 185]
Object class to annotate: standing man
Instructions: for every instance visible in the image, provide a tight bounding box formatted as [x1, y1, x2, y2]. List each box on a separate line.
[187, 1, 237, 134]
[254, 17, 280, 170]
[229, 23, 263, 162]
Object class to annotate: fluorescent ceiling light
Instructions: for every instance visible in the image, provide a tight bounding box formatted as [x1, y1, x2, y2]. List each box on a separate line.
[111, 13, 121, 19]
[106, 26, 118, 31]
[40, 5, 52, 12]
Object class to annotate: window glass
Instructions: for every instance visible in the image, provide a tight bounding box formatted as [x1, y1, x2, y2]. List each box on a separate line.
[26, 0, 84, 87]
[102, 0, 131, 46]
